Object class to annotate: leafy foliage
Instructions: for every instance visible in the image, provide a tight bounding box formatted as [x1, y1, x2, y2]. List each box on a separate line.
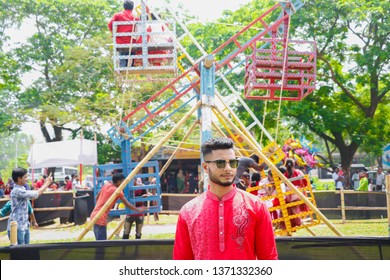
[182, 0, 389, 187]
[5, 0, 120, 143]
[0, 133, 32, 180]
[1, 0, 389, 174]
[287, 0, 389, 170]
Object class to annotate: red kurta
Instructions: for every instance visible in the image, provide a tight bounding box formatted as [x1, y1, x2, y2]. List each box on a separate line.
[173, 186, 278, 260]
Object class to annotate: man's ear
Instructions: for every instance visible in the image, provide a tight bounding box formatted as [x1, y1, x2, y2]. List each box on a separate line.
[202, 162, 208, 174]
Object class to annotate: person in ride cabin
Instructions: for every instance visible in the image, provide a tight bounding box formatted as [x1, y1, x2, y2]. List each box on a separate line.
[282, 158, 309, 228]
[134, 13, 173, 67]
[237, 171, 251, 191]
[234, 154, 265, 190]
[173, 138, 278, 260]
[108, 0, 140, 68]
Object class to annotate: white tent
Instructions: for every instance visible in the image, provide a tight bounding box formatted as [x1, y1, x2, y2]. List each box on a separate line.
[27, 139, 98, 168]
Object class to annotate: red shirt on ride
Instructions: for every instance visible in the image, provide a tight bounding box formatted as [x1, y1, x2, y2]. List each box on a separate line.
[108, 9, 139, 45]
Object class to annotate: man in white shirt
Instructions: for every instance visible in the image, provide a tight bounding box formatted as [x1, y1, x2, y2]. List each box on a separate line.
[374, 167, 385, 191]
[332, 167, 343, 190]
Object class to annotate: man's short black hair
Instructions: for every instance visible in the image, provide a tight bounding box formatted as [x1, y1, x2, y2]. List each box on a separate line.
[112, 173, 125, 184]
[285, 157, 295, 167]
[123, 0, 134, 10]
[12, 167, 28, 182]
[251, 172, 261, 181]
[65, 176, 70, 180]
[201, 138, 234, 157]
[250, 154, 259, 163]
[278, 166, 286, 174]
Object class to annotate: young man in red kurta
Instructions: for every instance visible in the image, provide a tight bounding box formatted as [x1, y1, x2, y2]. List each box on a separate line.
[173, 138, 278, 260]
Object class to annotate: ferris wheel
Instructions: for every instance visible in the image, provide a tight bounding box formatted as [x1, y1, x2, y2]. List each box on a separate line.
[77, 0, 343, 241]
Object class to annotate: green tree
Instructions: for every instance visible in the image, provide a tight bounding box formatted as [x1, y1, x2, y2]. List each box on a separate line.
[0, 133, 32, 179]
[4, 0, 120, 142]
[0, 52, 22, 133]
[3, 0, 189, 165]
[285, 0, 390, 186]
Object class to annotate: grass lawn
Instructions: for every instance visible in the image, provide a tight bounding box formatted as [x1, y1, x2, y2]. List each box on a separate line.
[0, 215, 388, 246]
[0, 214, 179, 246]
[293, 219, 389, 237]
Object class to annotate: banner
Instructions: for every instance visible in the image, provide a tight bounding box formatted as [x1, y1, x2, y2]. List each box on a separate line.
[383, 144, 390, 169]
[27, 139, 97, 168]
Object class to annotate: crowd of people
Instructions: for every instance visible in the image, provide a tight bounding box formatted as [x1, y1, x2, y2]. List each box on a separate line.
[162, 169, 199, 194]
[0, 168, 96, 244]
[0, 174, 92, 199]
[332, 166, 386, 191]
[0, 178, 14, 197]
[233, 156, 310, 231]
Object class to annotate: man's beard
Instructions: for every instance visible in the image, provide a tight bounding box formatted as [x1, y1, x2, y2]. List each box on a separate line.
[208, 168, 234, 187]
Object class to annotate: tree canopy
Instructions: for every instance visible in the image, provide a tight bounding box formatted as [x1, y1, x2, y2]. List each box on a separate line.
[287, 0, 389, 174]
[1, 0, 388, 181]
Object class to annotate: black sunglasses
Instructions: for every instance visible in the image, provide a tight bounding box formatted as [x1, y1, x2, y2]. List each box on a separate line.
[204, 159, 239, 169]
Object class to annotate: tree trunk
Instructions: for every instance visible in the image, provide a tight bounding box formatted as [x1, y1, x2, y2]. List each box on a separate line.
[337, 143, 359, 190]
[40, 120, 63, 142]
[377, 156, 382, 168]
[39, 120, 64, 183]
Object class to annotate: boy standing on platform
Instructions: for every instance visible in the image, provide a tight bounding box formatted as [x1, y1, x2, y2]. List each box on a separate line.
[8, 167, 52, 244]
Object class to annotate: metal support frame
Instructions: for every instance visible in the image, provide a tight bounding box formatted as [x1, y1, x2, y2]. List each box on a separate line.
[84, 0, 340, 241]
[200, 55, 216, 144]
[244, 38, 316, 101]
[93, 161, 162, 216]
[116, 1, 304, 141]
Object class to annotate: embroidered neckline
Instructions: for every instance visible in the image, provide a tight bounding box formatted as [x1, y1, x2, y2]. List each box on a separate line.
[206, 186, 237, 202]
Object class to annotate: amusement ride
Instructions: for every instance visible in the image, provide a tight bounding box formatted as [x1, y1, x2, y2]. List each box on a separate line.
[77, 0, 343, 241]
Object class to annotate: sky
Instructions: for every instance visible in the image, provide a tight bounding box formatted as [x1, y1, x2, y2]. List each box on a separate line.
[14, 0, 253, 143]
[154, 0, 253, 21]
[9, 0, 253, 46]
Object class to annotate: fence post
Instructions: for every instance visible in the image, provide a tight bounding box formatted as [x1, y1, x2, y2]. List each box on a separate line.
[10, 221, 17, 245]
[340, 188, 346, 223]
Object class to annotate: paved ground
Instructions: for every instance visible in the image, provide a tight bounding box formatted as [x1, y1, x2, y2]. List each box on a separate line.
[0, 216, 178, 245]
